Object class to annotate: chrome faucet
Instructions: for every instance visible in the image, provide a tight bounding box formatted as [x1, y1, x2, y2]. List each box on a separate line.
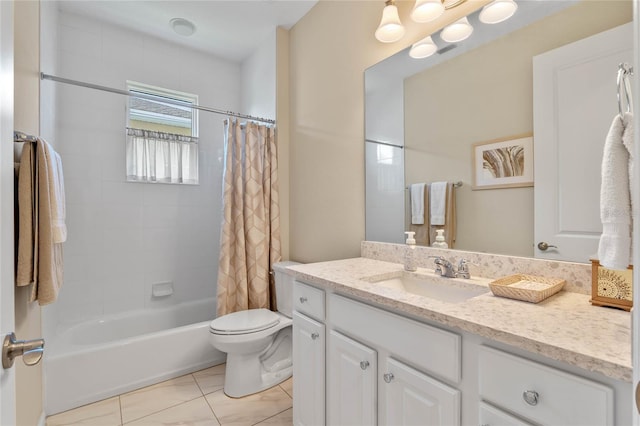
[432, 256, 457, 278]
[430, 256, 471, 279]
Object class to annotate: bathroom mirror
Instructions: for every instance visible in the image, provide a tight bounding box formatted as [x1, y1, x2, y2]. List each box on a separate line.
[365, 0, 633, 261]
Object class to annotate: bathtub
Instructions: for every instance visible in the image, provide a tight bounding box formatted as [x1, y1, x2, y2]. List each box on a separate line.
[44, 298, 225, 415]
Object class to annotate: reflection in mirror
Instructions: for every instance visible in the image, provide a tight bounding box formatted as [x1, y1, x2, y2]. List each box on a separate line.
[365, 0, 632, 261]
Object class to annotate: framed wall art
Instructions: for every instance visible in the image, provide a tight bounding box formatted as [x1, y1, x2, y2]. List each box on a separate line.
[472, 134, 534, 190]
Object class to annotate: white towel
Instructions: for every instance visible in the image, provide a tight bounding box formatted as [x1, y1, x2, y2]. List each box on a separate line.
[410, 183, 426, 225]
[598, 113, 634, 270]
[430, 181, 447, 226]
[43, 141, 67, 243]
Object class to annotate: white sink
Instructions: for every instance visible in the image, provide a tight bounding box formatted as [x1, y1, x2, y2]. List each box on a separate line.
[363, 271, 490, 303]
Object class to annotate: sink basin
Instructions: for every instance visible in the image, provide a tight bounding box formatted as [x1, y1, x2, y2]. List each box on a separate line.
[363, 271, 490, 303]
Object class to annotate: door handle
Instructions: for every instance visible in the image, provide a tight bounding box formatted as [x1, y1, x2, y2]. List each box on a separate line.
[537, 242, 558, 251]
[2, 333, 45, 368]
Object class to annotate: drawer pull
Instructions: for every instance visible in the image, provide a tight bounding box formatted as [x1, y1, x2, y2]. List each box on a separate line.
[360, 361, 370, 370]
[383, 372, 394, 383]
[311, 332, 319, 340]
[523, 390, 539, 406]
[299, 296, 308, 303]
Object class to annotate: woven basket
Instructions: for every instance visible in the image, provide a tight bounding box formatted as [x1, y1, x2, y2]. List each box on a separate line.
[489, 274, 566, 303]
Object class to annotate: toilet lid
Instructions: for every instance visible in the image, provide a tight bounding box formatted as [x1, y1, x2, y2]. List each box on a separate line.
[210, 308, 280, 335]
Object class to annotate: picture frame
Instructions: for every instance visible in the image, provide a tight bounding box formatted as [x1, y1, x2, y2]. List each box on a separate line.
[472, 133, 534, 190]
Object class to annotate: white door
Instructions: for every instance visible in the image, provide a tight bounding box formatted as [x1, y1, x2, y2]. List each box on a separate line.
[383, 358, 460, 426]
[533, 23, 633, 262]
[328, 330, 377, 425]
[0, 1, 16, 424]
[292, 312, 325, 426]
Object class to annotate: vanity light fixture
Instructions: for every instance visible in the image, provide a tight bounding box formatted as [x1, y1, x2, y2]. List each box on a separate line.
[375, 0, 406, 43]
[411, 0, 445, 23]
[479, 0, 518, 24]
[409, 35, 438, 59]
[440, 16, 473, 43]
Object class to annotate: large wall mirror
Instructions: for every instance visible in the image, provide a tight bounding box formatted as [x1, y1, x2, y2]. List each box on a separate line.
[365, 0, 633, 262]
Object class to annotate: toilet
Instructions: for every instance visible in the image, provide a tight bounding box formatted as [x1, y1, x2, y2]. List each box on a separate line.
[209, 261, 299, 397]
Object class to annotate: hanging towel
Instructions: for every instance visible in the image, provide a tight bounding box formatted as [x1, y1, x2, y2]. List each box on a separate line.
[430, 181, 447, 225]
[598, 112, 634, 270]
[47, 148, 66, 243]
[16, 139, 65, 305]
[410, 184, 430, 245]
[410, 183, 426, 225]
[429, 182, 457, 248]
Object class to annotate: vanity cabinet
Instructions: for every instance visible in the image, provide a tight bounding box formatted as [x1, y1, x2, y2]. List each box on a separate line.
[328, 293, 461, 425]
[292, 281, 326, 426]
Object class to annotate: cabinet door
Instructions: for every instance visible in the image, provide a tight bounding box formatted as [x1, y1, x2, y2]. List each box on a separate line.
[383, 358, 460, 426]
[328, 330, 377, 425]
[292, 312, 325, 426]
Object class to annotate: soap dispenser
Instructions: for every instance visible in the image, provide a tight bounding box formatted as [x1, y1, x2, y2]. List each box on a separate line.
[404, 231, 417, 272]
[432, 229, 448, 249]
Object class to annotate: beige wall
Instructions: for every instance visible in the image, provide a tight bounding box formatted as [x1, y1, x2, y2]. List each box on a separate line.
[404, 1, 632, 257]
[276, 27, 291, 261]
[288, 0, 490, 262]
[14, 1, 44, 425]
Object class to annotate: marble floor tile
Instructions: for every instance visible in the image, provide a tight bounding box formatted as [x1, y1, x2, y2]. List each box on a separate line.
[120, 374, 203, 424]
[254, 408, 293, 426]
[278, 377, 292, 399]
[205, 386, 292, 426]
[125, 397, 220, 426]
[46, 397, 121, 426]
[193, 364, 226, 395]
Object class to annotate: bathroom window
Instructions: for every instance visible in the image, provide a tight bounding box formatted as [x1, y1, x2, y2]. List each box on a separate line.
[126, 82, 199, 184]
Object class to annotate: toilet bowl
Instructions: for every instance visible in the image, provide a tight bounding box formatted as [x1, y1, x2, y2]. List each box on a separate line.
[209, 261, 299, 397]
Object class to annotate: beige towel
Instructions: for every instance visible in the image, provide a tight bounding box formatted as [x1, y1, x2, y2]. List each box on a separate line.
[16, 140, 64, 305]
[410, 182, 457, 248]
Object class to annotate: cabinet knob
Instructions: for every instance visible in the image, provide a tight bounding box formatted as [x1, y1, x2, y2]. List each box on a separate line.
[360, 361, 370, 370]
[523, 390, 539, 406]
[311, 332, 319, 340]
[383, 372, 394, 383]
[299, 296, 308, 303]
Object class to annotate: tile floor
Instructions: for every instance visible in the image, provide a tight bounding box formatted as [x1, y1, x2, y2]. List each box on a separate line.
[46, 364, 293, 426]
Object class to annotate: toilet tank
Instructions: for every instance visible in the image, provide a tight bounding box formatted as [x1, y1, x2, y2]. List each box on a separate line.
[272, 261, 301, 318]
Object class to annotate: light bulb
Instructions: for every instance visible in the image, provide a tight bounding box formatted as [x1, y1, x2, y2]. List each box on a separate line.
[409, 36, 438, 59]
[440, 17, 473, 43]
[479, 0, 518, 24]
[411, 0, 444, 23]
[375, 0, 406, 43]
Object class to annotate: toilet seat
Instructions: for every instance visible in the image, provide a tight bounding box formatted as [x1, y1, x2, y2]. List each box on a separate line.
[210, 308, 280, 335]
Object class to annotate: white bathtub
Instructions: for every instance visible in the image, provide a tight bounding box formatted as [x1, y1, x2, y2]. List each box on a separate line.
[44, 298, 225, 415]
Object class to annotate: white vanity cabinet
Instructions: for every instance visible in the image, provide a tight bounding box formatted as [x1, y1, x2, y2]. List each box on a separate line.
[292, 281, 326, 426]
[328, 293, 461, 425]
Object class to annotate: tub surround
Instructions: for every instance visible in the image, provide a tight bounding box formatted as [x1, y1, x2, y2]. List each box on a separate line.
[287, 242, 631, 382]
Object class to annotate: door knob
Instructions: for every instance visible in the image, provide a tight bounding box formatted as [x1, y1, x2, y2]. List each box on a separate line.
[537, 242, 558, 251]
[2, 333, 45, 368]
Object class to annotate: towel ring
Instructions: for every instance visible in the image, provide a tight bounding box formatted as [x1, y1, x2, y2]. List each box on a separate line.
[617, 63, 633, 116]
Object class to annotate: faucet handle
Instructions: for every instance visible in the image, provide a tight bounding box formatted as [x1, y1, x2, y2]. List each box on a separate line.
[457, 258, 470, 272]
[428, 256, 444, 274]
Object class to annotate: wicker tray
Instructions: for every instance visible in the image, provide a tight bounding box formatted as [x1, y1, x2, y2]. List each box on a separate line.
[489, 274, 566, 303]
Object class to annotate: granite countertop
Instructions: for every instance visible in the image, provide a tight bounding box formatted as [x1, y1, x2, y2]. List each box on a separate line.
[288, 257, 632, 382]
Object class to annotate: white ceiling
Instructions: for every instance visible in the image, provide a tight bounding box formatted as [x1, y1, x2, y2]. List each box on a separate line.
[57, 0, 318, 63]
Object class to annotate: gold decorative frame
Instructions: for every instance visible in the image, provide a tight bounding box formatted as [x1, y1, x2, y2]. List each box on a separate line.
[472, 133, 534, 190]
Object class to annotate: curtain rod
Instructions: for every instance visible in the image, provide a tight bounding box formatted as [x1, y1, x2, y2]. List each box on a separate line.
[365, 139, 404, 149]
[40, 73, 276, 125]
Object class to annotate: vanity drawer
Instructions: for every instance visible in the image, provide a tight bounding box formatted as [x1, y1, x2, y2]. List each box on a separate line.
[478, 346, 613, 426]
[331, 294, 460, 383]
[293, 281, 325, 321]
[479, 402, 533, 426]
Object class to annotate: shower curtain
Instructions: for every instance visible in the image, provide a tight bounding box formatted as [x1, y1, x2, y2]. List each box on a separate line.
[217, 119, 282, 316]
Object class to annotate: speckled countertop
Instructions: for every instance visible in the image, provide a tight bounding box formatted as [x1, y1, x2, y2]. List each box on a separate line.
[287, 256, 632, 382]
